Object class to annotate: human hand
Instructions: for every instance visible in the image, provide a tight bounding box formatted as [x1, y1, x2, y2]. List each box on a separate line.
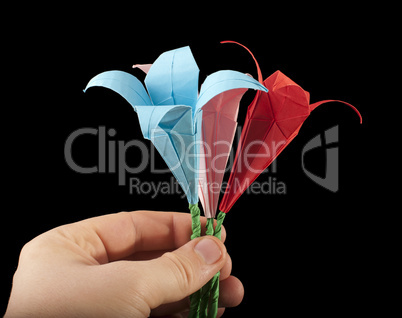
[5, 211, 243, 317]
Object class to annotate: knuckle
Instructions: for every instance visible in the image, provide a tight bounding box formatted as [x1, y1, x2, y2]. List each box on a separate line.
[162, 251, 196, 293]
[19, 237, 45, 260]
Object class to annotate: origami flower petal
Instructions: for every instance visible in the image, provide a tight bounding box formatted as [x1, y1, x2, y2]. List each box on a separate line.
[135, 105, 201, 204]
[195, 70, 267, 218]
[84, 70, 152, 106]
[198, 88, 247, 218]
[145, 46, 199, 110]
[196, 70, 267, 112]
[132, 64, 152, 74]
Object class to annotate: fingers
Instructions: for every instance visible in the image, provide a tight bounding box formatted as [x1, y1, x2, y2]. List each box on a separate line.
[111, 236, 226, 311]
[59, 210, 226, 264]
[126, 245, 232, 273]
[150, 275, 244, 317]
[219, 252, 232, 281]
[218, 276, 244, 308]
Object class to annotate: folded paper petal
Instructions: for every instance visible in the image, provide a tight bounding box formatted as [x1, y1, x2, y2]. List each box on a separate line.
[198, 88, 246, 218]
[145, 46, 199, 110]
[196, 71, 267, 218]
[132, 64, 152, 74]
[135, 105, 201, 204]
[196, 70, 267, 112]
[84, 70, 152, 106]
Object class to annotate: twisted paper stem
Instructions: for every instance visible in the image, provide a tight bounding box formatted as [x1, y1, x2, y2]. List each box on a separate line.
[207, 211, 226, 318]
[189, 203, 201, 240]
[205, 217, 215, 236]
[198, 218, 215, 316]
[188, 203, 202, 318]
[188, 208, 226, 318]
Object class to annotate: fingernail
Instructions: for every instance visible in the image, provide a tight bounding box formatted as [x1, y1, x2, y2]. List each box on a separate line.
[194, 238, 222, 265]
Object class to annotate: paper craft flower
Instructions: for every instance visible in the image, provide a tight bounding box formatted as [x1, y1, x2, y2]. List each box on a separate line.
[219, 41, 363, 213]
[84, 46, 267, 208]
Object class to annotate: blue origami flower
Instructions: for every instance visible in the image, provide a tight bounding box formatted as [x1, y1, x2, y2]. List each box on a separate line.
[84, 46, 267, 204]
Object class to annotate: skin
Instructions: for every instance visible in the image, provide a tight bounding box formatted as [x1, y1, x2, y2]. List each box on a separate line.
[5, 211, 244, 317]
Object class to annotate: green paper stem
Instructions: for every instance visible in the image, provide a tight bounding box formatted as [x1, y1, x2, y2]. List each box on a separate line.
[207, 211, 226, 318]
[205, 217, 214, 236]
[199, 218, 215, 317]
[188, 208, 226, 318]
[214, 211, 226, 240]
[188, 203, 202, 318]
[189, 203, 201, 240]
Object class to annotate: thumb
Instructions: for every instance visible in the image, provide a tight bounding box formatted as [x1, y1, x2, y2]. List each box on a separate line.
[133, 236, 227, 310]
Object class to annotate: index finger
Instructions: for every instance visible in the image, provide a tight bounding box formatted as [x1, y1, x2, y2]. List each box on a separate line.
[59, 210, 226, 264]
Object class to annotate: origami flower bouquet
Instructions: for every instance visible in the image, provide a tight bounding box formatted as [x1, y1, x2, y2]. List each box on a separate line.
[84, 42, 362, 318]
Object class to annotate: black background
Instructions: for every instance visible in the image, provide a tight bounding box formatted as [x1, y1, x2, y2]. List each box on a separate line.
[3, 11, 379, 317]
